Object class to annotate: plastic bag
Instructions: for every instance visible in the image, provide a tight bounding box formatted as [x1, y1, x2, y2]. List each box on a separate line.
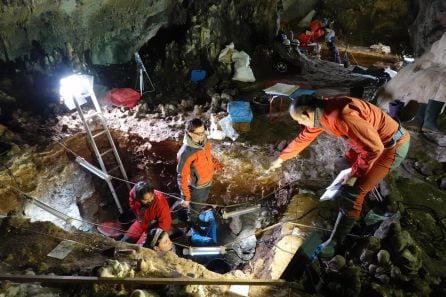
[364, 209, 401, 226]
[218, 116, 239, 141]
[208, 115, 226, 140]
[232, 51, 256, 82]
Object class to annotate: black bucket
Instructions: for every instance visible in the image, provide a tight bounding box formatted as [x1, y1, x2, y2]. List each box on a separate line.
[252, 96, 270, 114]
[205, 258, 231, 274]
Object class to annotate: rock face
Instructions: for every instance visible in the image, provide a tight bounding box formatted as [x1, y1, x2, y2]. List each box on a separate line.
[0, 0, 278, 66]
[0, 0, 175, 65]
[410, 0, 446, 56]
[321, 0, 414, 53]
[378, 32, 446, 108]
[2, 0, 441, 70]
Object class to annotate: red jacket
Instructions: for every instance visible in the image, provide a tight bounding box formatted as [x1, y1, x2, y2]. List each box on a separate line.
[129, 188, 171, 232]
[177, 136, 222, 201]
[279, 97, 402, 178]
[309, 20, 325, 40]
[297, 32, 314, 50]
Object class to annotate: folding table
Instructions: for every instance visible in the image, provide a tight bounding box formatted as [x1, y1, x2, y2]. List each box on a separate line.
[263, 83, 316, 122]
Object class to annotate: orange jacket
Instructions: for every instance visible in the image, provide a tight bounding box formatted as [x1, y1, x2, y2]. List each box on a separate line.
[177, 135, 222, 200]
[279, 97, 401, 178]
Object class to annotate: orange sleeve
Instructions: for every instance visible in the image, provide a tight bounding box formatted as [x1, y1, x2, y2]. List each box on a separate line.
[335, 114, 384, 177]
[212, 155, 222, 171]
[279, 126, 324, 161]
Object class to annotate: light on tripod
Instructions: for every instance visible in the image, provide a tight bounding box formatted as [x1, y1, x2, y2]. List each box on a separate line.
[183, 246, 226, 256]
[75, 156, 110, 180]
[222, 205, 261, 219]
[134, 51, 155, 95]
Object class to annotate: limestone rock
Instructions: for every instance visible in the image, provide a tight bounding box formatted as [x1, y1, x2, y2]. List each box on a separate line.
[229, 215, 243, 235]
[326, 255, 346, 272]
[377, 250, 391, 266]
[397, 246, 423, 274]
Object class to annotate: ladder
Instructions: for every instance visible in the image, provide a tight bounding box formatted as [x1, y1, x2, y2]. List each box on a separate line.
[70, 76, 130, 213]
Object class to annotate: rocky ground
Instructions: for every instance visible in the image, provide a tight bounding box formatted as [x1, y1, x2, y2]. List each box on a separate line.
[1, 51, 446, 297]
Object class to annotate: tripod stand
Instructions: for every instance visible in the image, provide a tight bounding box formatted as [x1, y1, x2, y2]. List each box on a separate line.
[134, 52, 155, 95]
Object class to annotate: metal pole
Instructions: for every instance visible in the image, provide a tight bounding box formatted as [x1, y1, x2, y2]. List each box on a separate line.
[0, 275, 286, 286]
[139, 68, 143, 95]
[24, 195, 71, 224]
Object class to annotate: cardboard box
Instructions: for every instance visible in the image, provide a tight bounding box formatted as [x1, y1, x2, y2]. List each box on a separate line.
[233, 122, 251, 133]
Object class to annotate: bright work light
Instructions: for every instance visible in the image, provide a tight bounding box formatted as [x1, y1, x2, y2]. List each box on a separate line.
[183, 246, 226, 256]
[59, 74, 94, 110]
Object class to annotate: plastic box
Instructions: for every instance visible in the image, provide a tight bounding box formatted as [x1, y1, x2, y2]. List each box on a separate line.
[190, 69, 206, 82]
[227, 101, 253, 123]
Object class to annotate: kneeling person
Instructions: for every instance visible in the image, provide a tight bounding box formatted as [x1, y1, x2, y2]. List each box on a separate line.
[122, 181, 171, 245]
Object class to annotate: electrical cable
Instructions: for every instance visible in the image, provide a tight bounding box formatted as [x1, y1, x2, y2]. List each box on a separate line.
[0, 182, 143, 239]
[52, 136, 308, 209]
[2, 215, 104, 252]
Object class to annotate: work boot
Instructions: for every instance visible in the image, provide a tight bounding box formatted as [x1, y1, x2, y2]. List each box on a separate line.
[403, 103, 426, 132]
[422, 99, 445, 133]
[319, 212, 357, 258]
[388, 100, 404, 119]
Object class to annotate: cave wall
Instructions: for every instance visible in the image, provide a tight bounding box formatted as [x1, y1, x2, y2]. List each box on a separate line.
[1, 0, 443, 68]
[410, 0, 446, 56]
[0, 0, 279, 68]
[159, 0, 278, 66]
[320, 0, 414, 53]
[0, 0, 176, 65]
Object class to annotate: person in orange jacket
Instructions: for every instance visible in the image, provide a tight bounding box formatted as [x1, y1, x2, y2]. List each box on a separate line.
[269, 95, 410, 257]
[121, 181, 171, 245]
[177, 118, 222, 221]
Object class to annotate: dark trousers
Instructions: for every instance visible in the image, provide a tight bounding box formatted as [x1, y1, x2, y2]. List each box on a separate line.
[178, 186, 212, 224]
[189, 186, 211, 215]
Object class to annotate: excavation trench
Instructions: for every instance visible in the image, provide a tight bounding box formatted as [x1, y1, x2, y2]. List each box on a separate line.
[26, 125, 316, 275]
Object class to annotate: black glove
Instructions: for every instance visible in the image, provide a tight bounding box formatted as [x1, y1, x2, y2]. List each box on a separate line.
[337, 185, 360, 213]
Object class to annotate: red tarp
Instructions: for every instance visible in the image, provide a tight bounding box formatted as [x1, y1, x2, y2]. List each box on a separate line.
[97, 220, 123, 239]
[102, 88, 141, 108]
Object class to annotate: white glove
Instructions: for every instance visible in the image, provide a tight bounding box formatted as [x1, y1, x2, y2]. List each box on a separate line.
[268, 158, 284, 171]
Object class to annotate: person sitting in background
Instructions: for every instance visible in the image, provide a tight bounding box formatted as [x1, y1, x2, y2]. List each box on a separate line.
[298, 27, 321, 56]
[121, 181, 171, 245]
[323, 19, 342, 64]
[309, 19, 325, 41]
[144, 228, 174, 253]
